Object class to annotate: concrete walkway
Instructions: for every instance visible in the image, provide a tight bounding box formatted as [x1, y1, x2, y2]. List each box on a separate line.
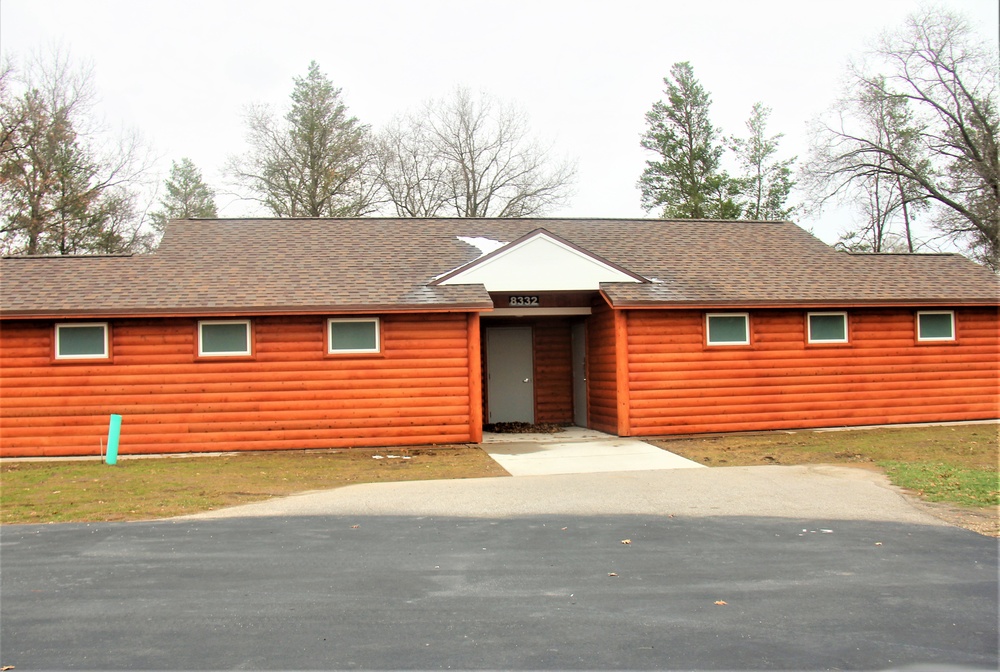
[481, 427, 704, 476]
[183, 464, 945, 526]
[179, 427, 946, 526]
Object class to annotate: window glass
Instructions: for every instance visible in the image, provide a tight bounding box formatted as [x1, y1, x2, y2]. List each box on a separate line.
[707, 314, 749, 345]
[917, 312, 954, 341]
[808, 313, 848, 343]
[199, 321, 250, 356]
[329, 318, 379, 353]
[56, 324, 108, 359]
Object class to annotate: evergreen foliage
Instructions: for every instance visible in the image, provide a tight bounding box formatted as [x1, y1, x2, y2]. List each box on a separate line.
[732, 103, 796, 221]
[150, 158, 217, 232]
[638, 62, 740, 219]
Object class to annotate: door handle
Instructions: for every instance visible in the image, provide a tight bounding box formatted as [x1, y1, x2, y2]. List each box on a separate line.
[523, 378, 530, 383]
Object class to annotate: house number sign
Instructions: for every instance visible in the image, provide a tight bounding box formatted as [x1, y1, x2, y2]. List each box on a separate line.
[508, 296, 539, 306]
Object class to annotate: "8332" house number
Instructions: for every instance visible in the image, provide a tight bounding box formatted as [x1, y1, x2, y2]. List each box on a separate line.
[508, 296, 539, 306]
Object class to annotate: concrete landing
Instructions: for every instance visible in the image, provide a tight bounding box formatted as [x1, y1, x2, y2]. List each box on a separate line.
[481, 427, 704, 476]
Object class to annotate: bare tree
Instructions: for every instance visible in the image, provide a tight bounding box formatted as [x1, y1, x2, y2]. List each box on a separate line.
[806, 81, 929, 252]
[373, 115, 451, 217]
[0, 59, 24, 160]
[804, 9, 999, 267]
[227, 61, 377, 218]
[0, 47, 154, 255]
[375, 88, 575, 218]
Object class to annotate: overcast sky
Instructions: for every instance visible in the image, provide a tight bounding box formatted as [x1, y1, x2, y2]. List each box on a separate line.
[2, 0, 997, 246]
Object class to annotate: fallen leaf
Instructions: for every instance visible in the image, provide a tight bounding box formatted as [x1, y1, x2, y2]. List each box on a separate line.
[714, 600, 728, 606]
[875, 542, 883, 546]
[621, 539, 631, 545]
[350, 525, 360, 529]
[608, 572, 618, 577]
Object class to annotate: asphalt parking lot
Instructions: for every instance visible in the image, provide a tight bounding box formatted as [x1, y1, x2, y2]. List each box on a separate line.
[1, 511, 996, 670]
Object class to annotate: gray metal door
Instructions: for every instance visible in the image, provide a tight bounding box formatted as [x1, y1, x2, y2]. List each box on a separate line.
[571, 322, 587, 427]
[487, 327, 534, 424]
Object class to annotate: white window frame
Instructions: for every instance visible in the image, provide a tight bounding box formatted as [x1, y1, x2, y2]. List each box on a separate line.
[916, 311, 955, 342]
[198, 319, 252, 357]
[706, 313, 750, 346]
[55, 322, 109, 360]
[807, 312, 849, 344]
[327, 317, 380, 354]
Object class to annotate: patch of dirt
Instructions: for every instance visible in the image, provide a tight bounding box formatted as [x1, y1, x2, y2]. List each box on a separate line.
[647, 426, 999, 537]
[484, 422, 566, 434]
[901, 496, 999, 537]
[804, 465, 998, 536]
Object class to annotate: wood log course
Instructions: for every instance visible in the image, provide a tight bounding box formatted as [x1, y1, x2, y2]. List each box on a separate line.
[0, 314, 475, 456]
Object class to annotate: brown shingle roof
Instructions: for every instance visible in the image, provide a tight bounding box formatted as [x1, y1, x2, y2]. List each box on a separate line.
[1, 218, 997, 318]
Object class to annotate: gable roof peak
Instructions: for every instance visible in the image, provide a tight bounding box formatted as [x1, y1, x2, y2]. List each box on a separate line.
[433, 227, 648, 291]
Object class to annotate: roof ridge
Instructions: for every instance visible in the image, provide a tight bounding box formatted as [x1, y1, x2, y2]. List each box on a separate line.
[169, 217, 795, 224]
[2, 254, 135, 260]
[847, 252, 965, 257]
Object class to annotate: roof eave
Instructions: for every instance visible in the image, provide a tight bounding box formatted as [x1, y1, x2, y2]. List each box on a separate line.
[0, 302, 496, 320]
[602, 298, 1000, 310]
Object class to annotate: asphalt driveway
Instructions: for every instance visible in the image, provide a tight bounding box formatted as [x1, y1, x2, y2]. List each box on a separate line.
[2, 433, 996, 670]
[1, 514, 995, 670]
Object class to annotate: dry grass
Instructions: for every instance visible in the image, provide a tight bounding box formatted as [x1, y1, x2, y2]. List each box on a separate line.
[650, 423, 997, 469]
[0, 445, 506, 525]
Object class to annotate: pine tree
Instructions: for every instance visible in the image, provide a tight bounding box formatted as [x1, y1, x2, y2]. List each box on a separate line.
[732, 103, 796, 221]
[150, 158, 217, 232]
[638, 62, 739, 219]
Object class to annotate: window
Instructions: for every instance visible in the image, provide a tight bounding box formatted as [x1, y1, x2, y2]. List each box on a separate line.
[706, 313, 749, 346]
[917, 311, 955, 341]
[328, 318, 380, 354]
[198, 320, 251, 356]
[55, 323, 109, 359]
[807, 312, 848, 344]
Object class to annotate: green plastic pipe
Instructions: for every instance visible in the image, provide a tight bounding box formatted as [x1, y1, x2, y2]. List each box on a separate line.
[105, 414, 122, 465]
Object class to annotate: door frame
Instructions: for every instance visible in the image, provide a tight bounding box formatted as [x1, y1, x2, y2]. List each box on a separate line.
[571, 321, 588, 427]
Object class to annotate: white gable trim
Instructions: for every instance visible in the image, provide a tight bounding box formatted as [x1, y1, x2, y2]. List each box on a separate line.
[434, 230, 646, 292]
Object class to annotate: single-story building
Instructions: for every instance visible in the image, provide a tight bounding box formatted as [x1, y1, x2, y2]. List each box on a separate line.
[1, 218, 997, 458]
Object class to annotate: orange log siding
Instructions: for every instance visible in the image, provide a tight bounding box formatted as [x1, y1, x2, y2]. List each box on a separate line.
[586, 302, 619, 434]
[0, 313, 477, 457]
[624, 308, 1000, 435]
[532, 320, 573, 425]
